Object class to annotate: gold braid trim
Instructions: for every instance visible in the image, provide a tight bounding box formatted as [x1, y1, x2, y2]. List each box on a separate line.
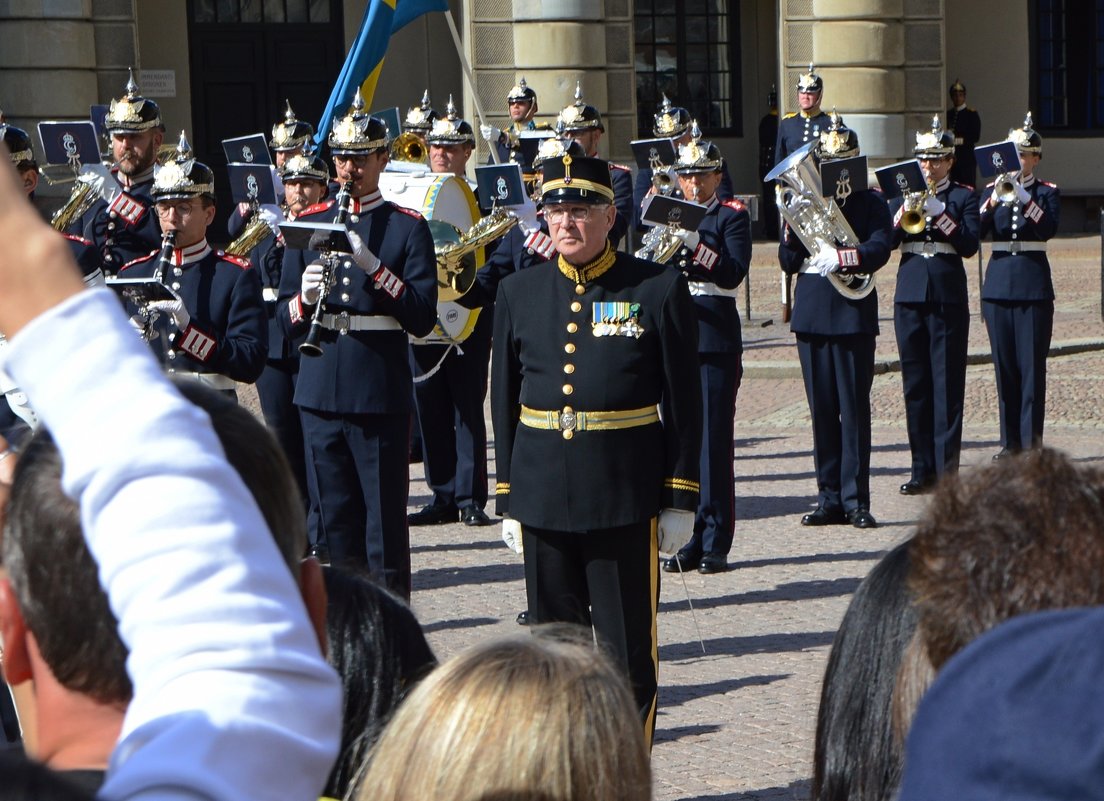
[557, 242, 616, 285]
[495, 482, 511, 494]
[664, 477, 701, 492]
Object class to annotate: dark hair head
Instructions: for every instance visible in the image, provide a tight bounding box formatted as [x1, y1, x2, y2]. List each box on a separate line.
[813, 539, 918, 801]
[910, 447, 1104, 670]
[321, 565, 437, 799]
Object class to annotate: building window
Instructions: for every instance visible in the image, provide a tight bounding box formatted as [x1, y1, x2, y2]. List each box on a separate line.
[634, 0, 742, 137]
[191, 0, 331, 24]
[1033, 0, 1104, 132]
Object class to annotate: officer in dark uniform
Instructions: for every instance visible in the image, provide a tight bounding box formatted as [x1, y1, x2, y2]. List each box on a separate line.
[889, 117, 979, 494]
[408, 101, 493, 527]
[228, 101, 316, 240]
[774, 64, 832, 167]
[556, 83, 634, 249]
[660, 131, 751, 575]
[632, 96, 734, 233]
[249, 152, 330, 501]
[979, 112, 1059, 458]
[70, 69, 165, 276]
[947, 79, 981, 187]
[277, 91, 437, 597]
[758, 88, 780, 238]
[120, 132, 267, 392]
[492, 154, 702, 740]
[480, 77, 549, 166]
[778, 114, 892, 528]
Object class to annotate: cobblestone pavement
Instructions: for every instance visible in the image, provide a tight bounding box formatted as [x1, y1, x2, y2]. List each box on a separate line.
[249, 235, 1104, 801]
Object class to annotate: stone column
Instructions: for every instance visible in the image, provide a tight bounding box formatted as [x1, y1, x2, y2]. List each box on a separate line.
[465, 0, 635, 164]
[778, 0, 945, 164]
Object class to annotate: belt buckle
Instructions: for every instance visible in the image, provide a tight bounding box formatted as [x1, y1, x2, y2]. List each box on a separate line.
[558, 409, 577, 432]
[336, 311, 351, 335]
[1009, 241, 1022, 253]
[922, 241, 936, 257]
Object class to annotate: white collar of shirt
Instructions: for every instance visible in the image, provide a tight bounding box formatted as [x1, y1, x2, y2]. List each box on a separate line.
[353, 190, 384, 213]
[1021, 174, 1036, 189]
[935, 177, 951, 193]
[172, 239, 212, 266]
[702, 195, 719, 212]
[954, 103, 967, 112]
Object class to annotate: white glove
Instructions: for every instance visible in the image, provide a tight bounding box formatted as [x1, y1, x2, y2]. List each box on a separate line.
[501, 518, 523, 555]
[673, 228, 701, 253]
[257, 204, 283, 235]
[480, 124, 501, 143]
[147, 289, 190, 330]
[657, 509, 695, 557]
[79, 163, 116, 203]
[1013, 179, 1031, 205]
[513, 197, 540, 235]
[346, 229, 381, 274]
[811, 245, 841, 276]
[922, 195, 946, 217]
[301, 261, 326, 305]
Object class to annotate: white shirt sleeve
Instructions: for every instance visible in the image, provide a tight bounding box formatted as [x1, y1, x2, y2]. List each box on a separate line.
[0, 288, 341, 801]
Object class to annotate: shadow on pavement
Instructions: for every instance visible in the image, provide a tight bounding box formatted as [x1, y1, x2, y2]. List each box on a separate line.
[660, 577, 862, 613]
[421, 616, 500, 634]
[674, 778, 812, 800]
[661, 629, 836, 660]
[731, 549, 885, 569]
[660, 674, 791, 709]
[410, 539, 504, 553]
[653, 723, 724, 743]
[414, 562, 524, 590]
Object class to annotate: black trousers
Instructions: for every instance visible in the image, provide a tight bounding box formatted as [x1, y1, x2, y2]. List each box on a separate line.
[796, 333, 876, 513]
[300, 408, 411, 598]
[894, 302, 970, 481]
[411, 311, 492, 509]
[982, 299, 1053, 450]
[522, 520, 660, 744]
[256, 357, 308, 501]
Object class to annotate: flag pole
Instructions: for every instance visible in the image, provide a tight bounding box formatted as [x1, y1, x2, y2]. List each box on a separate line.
[442, 9, 501, 164]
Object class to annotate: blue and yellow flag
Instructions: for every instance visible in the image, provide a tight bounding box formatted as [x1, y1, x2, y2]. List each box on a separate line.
[316, 0, 449, 146]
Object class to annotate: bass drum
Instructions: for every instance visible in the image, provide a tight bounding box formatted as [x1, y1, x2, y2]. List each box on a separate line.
[377, 170, 483, 344]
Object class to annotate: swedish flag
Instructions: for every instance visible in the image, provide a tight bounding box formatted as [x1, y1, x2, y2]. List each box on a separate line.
[316, 0, 449, 145]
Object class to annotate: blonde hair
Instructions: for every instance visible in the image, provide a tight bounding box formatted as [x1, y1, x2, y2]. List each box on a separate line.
[358, 627, 651, 801]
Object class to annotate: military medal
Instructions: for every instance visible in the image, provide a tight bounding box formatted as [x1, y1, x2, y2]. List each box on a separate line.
[592, 301, 644, 338]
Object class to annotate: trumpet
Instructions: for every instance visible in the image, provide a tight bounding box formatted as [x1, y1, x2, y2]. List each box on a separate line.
[900, 180, 936, 235]
[299, 182, 353, 358]
[652, 166, 676, 195]
[390, 131, 427, 165]
[993, 173, 1019, 204]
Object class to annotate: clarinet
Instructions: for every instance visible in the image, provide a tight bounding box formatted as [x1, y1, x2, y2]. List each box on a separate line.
[139, 231, 176, 349]
[300, 182, 353, 357]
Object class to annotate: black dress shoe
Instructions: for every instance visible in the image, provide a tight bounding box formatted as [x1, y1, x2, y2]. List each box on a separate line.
[847, 508, 878, 529]
[662, 550, 701, 572]
[516, 610, 530, 625]
[993, 448, 1018, 461]
[800, 507, 848, 526]
[899, 478, 935, 496]
[698, 553, 728, 574]
[408, 503, 459, 526]
[461, 505, 491, 526]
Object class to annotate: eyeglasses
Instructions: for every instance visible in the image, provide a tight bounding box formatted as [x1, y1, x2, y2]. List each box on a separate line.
[545, 205, 605, 224]
[155, 201, 197, 218]
[334, 154, 373, 167]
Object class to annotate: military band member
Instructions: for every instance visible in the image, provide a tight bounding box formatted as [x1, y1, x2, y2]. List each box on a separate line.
[979, 113, 1059, 458]
[480, 77, 547, 165]
[70, 69, 165, 276]
[890, 117, 980, 494]
[249, 152, 331, 500]
[632, 96, 734, 233]
[120, 132, 267, 392]
[659, 132, 750, 575]
[774, 64, 831, 167]
[492, 154, 702, 739]
[409, 100, 493, 527]
[402, 89, 439, 143]
[947, 79, 981, 187]
[556, 83, 634, 249]
[277, 93, 437, 597]
[778, 115, 892, 528]
[228, 101, 316, 239]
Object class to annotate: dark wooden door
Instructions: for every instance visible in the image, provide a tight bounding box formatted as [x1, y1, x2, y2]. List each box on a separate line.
[187, 0, 344, 239]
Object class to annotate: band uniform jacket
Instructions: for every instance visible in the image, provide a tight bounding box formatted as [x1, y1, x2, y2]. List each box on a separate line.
[119, 241, 267, 383]
[277, 193, 438, 414]
[632, 164, 736, 232]
[669, 196, 752, 354]
[250, 230, 300, 359]
[70, 169, 162, 275]
[889, 178, 980, 304]
[774, 110, 832, 166]
[492, 251, 702, 531]
[609, 163, 634, 250]
[979, 175, 1059, 301]
[779, 189, 893, 336]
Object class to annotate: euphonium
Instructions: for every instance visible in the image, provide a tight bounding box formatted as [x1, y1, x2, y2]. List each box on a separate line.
[767, 142, 875, 301]
[432, 205, 518, 301]
[50, 177, 99, 232]
[390, 131, 427, 164]
[299, 182, 353, 358]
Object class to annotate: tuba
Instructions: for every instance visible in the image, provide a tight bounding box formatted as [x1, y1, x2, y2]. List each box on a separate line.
[767, 141, 875, 301]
